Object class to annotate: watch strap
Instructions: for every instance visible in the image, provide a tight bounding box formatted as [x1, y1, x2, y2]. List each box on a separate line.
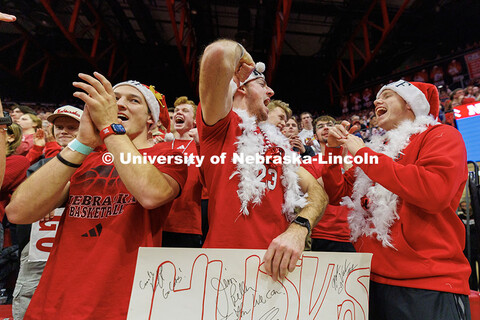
[99, 125, 115, 140]
[292, 216, 311, 234]
[67, 139, 94, 155]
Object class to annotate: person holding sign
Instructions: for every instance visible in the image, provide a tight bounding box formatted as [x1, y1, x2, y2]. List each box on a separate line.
[197, 39, 328, 281]
[6, 73, 187, 319]
[324, 80, 471, 319]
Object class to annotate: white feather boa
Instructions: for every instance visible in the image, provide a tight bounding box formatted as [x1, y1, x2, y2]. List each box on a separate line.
[341, 115, 439, 248]
[229, 109, 307, 221]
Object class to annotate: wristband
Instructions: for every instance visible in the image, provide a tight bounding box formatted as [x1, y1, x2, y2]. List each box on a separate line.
[67, 139, 94, 155]
[56, 153, 82, 168]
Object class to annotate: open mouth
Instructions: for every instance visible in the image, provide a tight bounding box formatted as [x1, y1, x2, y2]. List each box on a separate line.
[375, 107, 387, 117]
[264, 98, 270, 106]
[118, 114, 129, 122]
[174, 115, 185, 124]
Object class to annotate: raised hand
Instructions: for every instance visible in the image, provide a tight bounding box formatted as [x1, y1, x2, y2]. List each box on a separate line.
[73, 72, 118, 131]
[327, 120, 350, 147]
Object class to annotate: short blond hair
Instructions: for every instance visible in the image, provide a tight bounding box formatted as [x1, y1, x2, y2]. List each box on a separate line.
[173, 96, 197, 114]
[267, 100, 292, 119]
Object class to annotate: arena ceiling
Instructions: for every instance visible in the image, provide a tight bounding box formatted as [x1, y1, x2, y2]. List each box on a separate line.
[0, 0, 478, 114]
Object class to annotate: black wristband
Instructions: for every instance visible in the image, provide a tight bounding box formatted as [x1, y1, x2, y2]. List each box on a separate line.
[56, 153, 82, 168]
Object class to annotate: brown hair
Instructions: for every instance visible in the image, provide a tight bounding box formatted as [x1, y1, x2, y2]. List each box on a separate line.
[267, 100, 292, 119]
[313, 115, 336, 129]
[173, 96, 197, 114]
[6, 123, 22, 156]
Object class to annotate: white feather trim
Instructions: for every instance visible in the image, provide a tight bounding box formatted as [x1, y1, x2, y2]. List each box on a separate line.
[342, 115, 439, 248]
[231, 109, 307, 221]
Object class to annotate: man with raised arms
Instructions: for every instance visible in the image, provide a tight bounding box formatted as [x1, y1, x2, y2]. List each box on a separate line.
[197, 39, 328, 281]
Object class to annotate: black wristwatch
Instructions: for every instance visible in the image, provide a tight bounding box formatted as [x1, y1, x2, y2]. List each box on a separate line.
[292, 216, 311, 234]
[0, 111, 12, 126]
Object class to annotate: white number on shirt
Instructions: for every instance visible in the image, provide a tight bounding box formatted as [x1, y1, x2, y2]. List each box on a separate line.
[258, 166, 278, 191]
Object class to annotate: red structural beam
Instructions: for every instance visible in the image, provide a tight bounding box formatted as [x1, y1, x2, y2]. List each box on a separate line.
[327, 0, 410, 104]
[166, 0, 198, 92]
[39, 0, 127, 80]
[266, 0, 292, 84]
[0, 22, 53, 88]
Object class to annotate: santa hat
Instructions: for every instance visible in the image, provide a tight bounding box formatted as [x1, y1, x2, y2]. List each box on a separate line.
[376, 80, 439, 119]
[113, 80, 170, 132]
[239, 62, 266, 86]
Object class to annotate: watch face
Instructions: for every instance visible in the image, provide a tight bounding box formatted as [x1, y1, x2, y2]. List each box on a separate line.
[0, 111, 12, 126]
[111, 123, 126, 134]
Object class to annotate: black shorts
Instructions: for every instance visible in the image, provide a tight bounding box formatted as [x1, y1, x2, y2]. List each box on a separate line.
[162, 231, 203, 248]
[311, 238, 356, 252]
[369, 281, 471, 320]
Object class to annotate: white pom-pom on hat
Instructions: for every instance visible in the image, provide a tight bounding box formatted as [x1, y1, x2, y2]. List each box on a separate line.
[255, 62, 265, 73]
[239, 61, 266, 86]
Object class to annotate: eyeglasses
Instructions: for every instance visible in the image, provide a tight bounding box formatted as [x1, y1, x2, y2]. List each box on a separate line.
[316, 122, 334, 129]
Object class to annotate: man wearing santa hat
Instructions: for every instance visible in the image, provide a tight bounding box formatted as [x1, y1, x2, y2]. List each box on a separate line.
[198, 39, 328, 281]
[6, 73, 187, 319]
[325, 80, 471, 319]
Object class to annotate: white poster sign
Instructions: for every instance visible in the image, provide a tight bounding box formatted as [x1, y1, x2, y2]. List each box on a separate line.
[128, 248, 372, 320]
[28, 208, 63, 262]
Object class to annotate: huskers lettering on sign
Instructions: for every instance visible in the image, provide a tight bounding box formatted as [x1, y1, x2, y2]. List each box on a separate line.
[128, 248, 372, 320]
[28, 208, 64, 262]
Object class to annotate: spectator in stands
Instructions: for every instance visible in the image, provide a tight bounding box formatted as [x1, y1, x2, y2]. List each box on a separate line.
[466, 85, 475, 100]
[324, 80, 471, 319]
[283, 117, 315, 159]
[10, 105, 36, 125]
[12, 105, 82, 320]
[266, 100, 291, 131]
[6, 73, 187, 318]
[25, 105, 81, 165]
[15, 113, 41, 156]
[162, 96, 203, 248]
[0, 123, 29, 301]
[298, 112, 315, 148]
[474, 86, 480, 101]
[198, 39, 328, 281]
[303, 116, 354, 252]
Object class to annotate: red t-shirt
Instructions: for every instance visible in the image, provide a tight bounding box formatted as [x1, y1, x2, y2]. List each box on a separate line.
[301, 157, 351, 242]
[25, 143, 187, 319]
[197, 107, 289, 249]
[163, 139, 203, 235]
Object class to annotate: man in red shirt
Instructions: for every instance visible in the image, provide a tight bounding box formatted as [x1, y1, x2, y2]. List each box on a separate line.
[303, 115, 355, 252]
[198, 39, 328, 281]
[162, 96, 203, 247]
[7, 73, 187, 319]
[325, 80, 471, 319]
